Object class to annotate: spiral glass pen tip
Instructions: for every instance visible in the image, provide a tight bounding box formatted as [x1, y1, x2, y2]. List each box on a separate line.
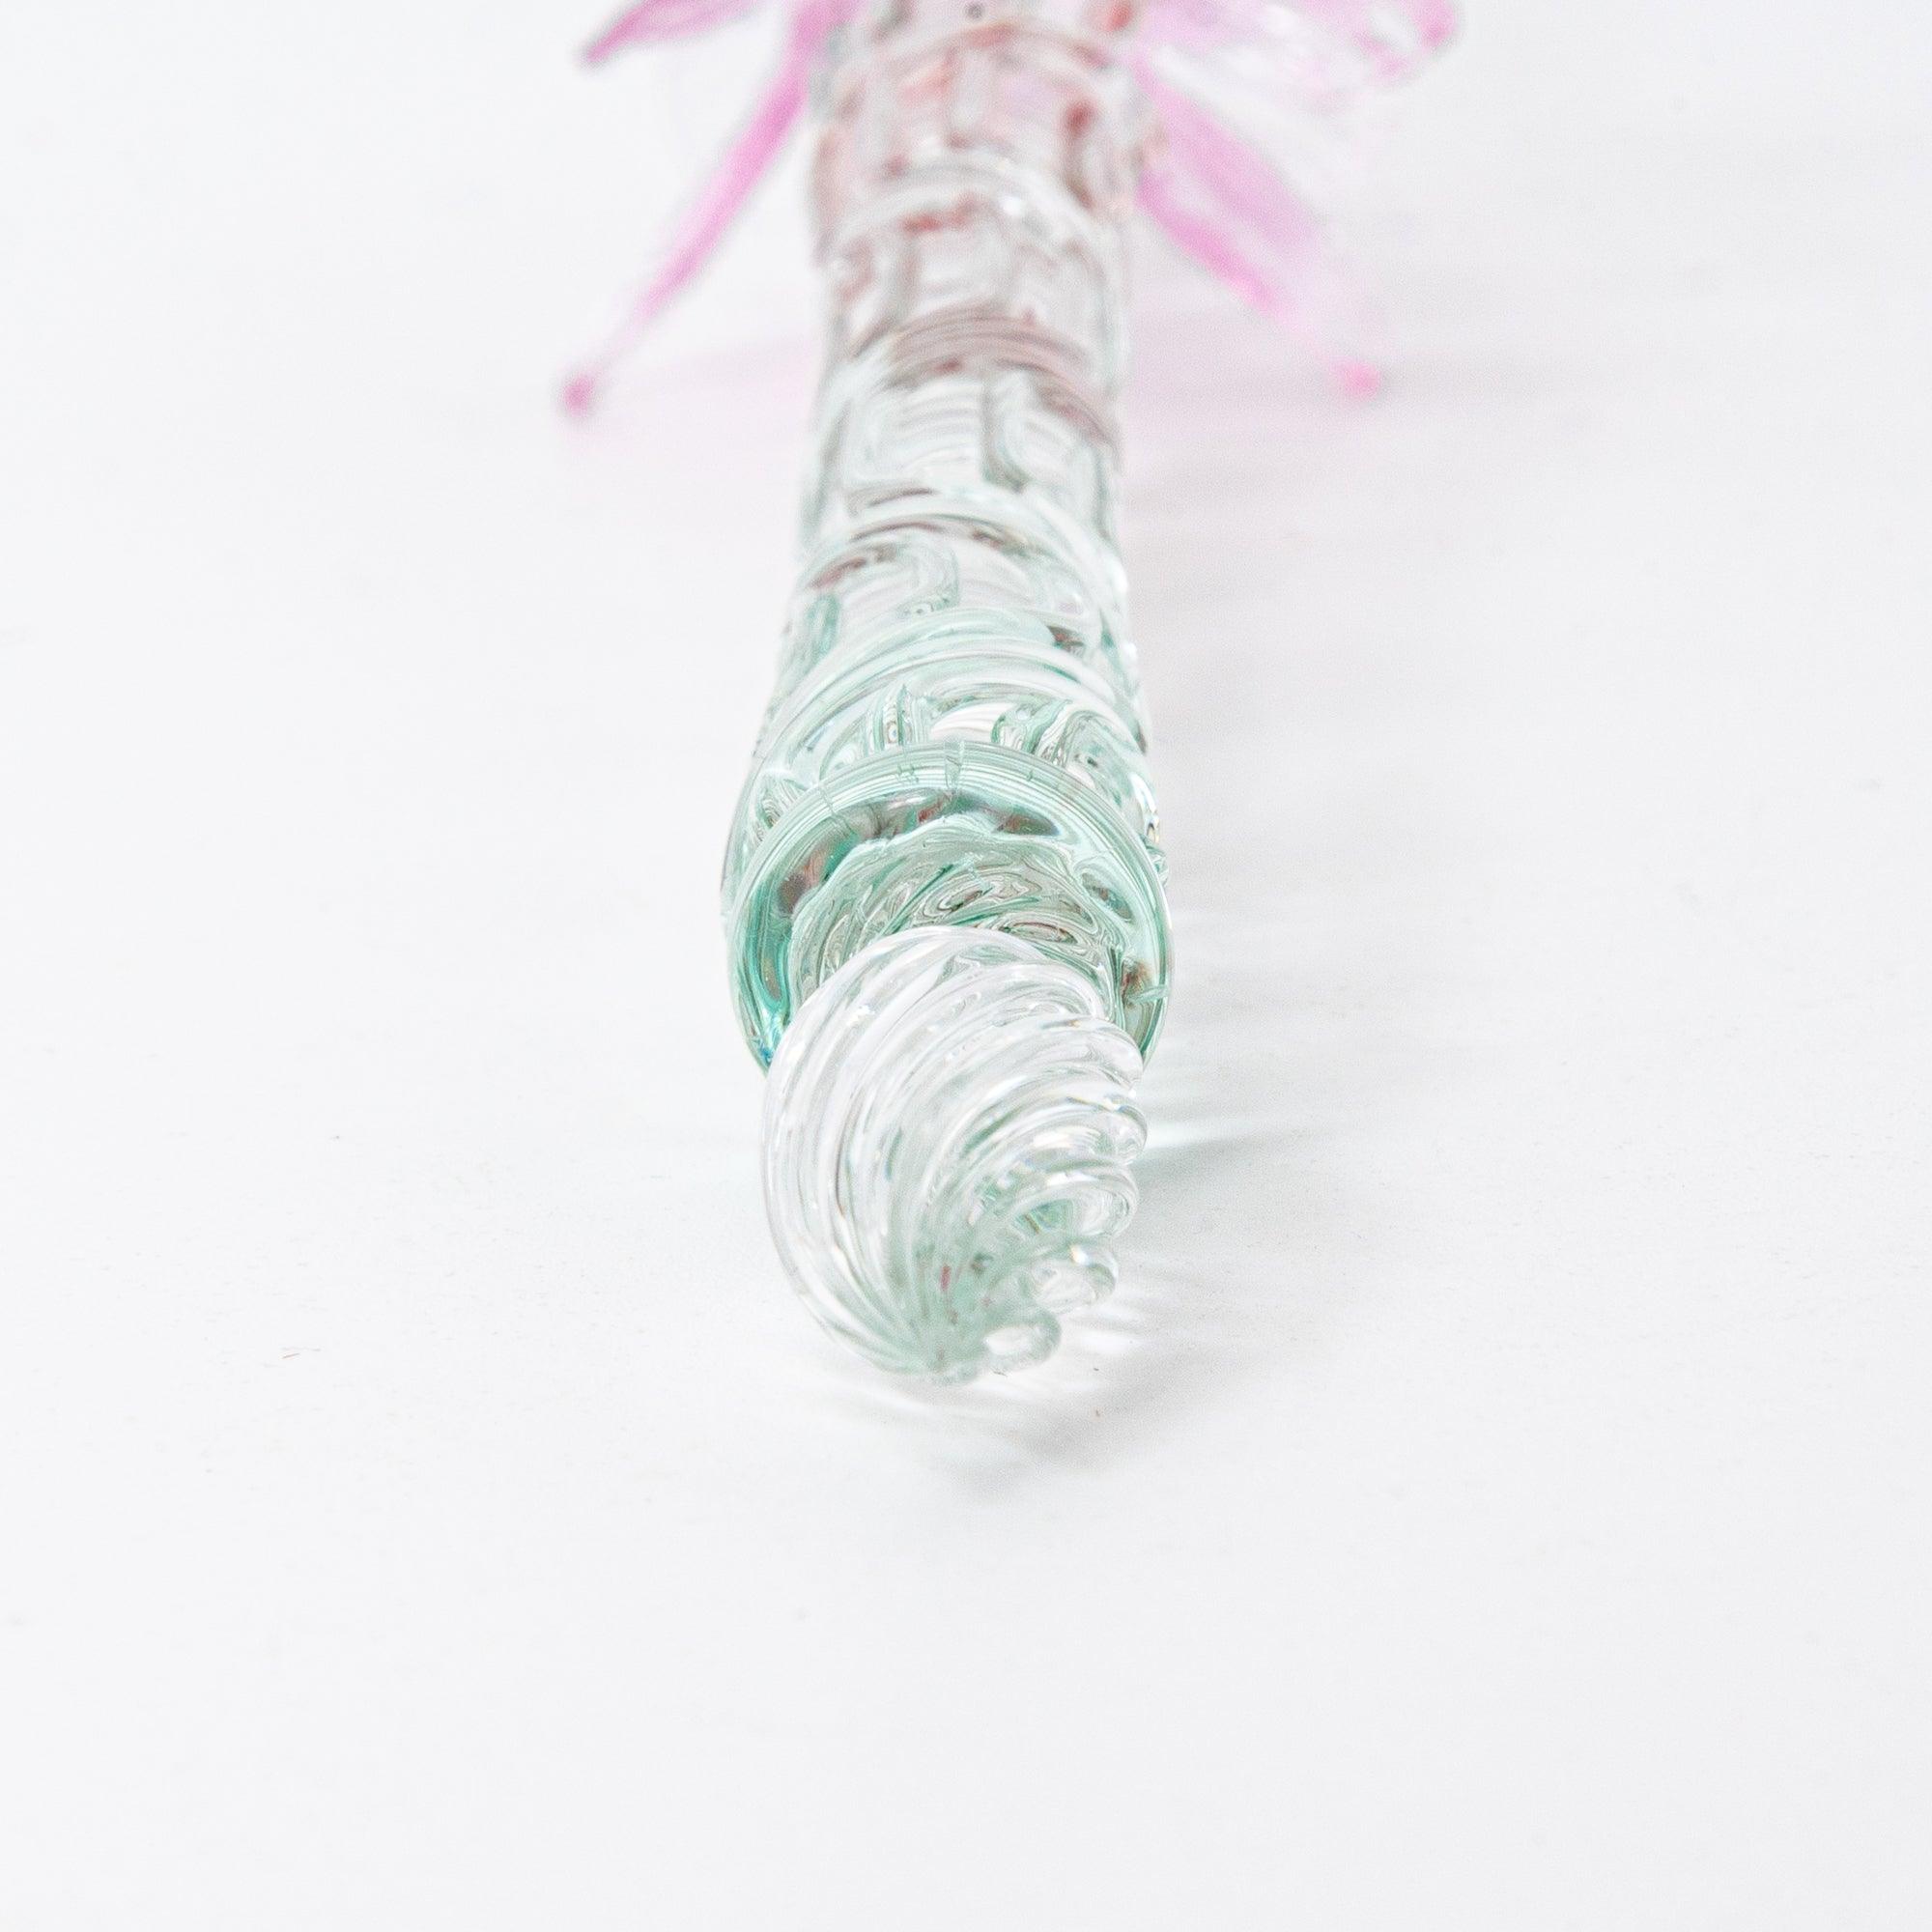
[575, 0, 1449, 1378]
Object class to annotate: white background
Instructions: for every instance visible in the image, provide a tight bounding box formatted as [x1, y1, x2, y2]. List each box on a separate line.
[3, 2, 1927, 1925]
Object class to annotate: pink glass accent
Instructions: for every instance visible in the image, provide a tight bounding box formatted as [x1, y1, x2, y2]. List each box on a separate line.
[1142, 0, 1452, 75]
[582, 0, 764, 65]
[564, 0, 1451, 412]
[564, 0, 857, 414]
[1133, 57, 1379, 394]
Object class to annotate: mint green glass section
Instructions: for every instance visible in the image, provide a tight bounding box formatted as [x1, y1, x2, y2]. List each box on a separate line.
[723, 0, 1167, 1064]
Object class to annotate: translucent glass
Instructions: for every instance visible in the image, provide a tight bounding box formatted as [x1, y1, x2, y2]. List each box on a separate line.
[724, 0, 1171, 1379]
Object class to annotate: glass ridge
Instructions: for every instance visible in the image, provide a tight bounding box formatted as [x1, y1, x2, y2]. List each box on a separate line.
[726, 0, 1172, 1379]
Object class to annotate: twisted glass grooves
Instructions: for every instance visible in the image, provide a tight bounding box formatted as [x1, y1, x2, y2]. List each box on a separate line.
[724, 0, 1172, 1379]
[763, 928, 1147, 1381]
